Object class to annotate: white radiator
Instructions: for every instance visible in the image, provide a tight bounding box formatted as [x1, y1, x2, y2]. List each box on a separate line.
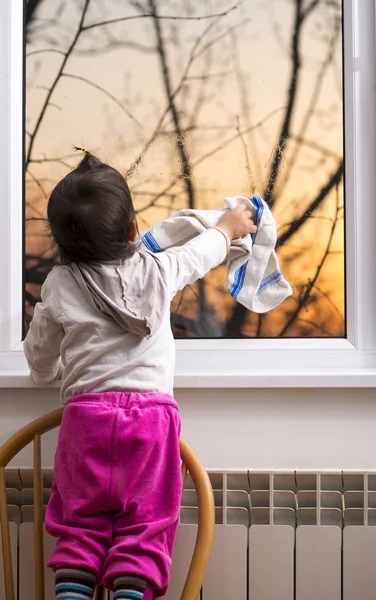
[2, 469, 376, 599]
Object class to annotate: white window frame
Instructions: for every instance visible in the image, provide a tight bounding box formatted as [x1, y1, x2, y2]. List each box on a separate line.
[1, 0, 376, 388]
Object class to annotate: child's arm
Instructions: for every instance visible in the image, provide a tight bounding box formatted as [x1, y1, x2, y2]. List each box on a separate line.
[23, 283, 64, 384]
[154, 228, 229, 298]
[154, 204, 256, 298]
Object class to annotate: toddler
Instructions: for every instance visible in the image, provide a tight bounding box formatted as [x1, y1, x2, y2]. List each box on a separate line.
[24, 151, 256, 599]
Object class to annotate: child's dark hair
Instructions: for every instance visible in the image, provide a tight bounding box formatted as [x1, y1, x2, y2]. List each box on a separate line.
[47, 152, 136, 264]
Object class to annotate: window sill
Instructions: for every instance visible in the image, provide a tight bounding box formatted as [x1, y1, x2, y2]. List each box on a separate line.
[1, 369, 376, 389]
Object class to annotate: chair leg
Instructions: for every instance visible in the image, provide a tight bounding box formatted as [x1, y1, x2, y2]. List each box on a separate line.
[95, 584, 106, 600]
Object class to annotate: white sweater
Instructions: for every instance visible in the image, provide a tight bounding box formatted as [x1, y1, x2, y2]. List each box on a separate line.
[24, 228, 228, 404]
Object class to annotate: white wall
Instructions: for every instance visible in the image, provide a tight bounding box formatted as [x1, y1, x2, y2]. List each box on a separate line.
[1, 387, 376, 470]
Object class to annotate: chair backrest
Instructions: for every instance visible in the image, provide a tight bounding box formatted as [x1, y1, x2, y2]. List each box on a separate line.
[0, 408, 215, 600]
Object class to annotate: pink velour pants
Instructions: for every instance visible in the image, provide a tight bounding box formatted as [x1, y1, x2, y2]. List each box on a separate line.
[45, 391, 182, 597]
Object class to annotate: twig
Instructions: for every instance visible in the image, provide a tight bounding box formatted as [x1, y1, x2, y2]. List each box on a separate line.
[126, 9, 246, 177]
[187, 71, 232, 81]
[231, 29, 261, 187]
[264, 0, 320, 206]
[187, 48, 213, 130]
[256, 314, 264, 337]
[25, 290, 38, 308]
[149, 0, 210, 319]
[278, 10, 341, 194]
[171, 287, 189, 328]
[276, 160, 343, 247]
[194, 19, 251, 62]
[148, 0, 195, 210]
[26, 200, 44, 218]
[26, 0, 91, 166]
[236, 116, 254, 195]
[62, 73, 142, 128]
[26, 48, 66, 58]
[192, 107, 285, 169]
[82, 2, 242, 32]
[278, 213, 337, 232]
[296, 317, 332, 336]
[26, 169, 48, 199]
[289, 135, 340, 159]
[30, 153, 78, 164]
[313, 283, 344, 323]
[302, 0, 321, 20]
[279, 183, 341, 336]
[135, 107, 285, 216]
[48, 102, 62, 111]
[74, 40, 157, 56]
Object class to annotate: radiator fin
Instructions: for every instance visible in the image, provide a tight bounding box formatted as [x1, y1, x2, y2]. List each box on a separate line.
[4, 469, 376, 599]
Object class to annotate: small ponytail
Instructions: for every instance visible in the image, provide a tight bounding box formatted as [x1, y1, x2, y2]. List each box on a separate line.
[72, 146, 104, 172]
[73, 145, 91, 156]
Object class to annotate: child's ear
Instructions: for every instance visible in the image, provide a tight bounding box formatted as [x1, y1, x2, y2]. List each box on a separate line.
[128, 219, 138, 242]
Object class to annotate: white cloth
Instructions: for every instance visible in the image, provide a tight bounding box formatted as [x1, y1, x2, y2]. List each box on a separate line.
[142, 195, 292, 313]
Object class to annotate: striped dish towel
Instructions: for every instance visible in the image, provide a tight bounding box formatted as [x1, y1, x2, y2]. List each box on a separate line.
[141, 195, 292, 313]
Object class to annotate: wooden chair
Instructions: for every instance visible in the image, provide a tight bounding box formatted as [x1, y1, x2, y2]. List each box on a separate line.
[0, 408, 215, 600]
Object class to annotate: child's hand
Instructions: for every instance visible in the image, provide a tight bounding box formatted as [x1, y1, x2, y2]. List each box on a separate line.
[218, 204, 257, 240]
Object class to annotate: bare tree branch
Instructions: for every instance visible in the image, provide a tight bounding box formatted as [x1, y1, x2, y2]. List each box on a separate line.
[279, 9, 341, 194]
[313, 283, 344, 323]
[193, 19, 251, 62]
[193, 107, 285, 170]
[236, 117, 254, 195]
[62, 73, 142, 128]
[264, 0, 321, 206]
[74, 40, 157, 56]
[148, 0, 195, 210]
[187, 49, 214, 130]
[134, 107, 285, 216]
[149, 0, 210, 317]
[25, 290, 39, 307]
[26, 0, 45, 27]
[126, 4, 235, 177]
[296, 317, 331, 336]
[231, 29, 261, 187]
[289, 135, 340, 159]
[26, 48, 66, 58]
[276, 160, 343, 247]
[82, 2, 242, 32]
[26, 168, 48, 199]
[26, 0, 91, 166]
[302, 0, 321, 20]
[278, 182, 340, 335]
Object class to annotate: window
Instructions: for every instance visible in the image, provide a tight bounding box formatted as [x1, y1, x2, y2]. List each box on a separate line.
[25, 0, 344, 339]
[1, 0, 376, 386]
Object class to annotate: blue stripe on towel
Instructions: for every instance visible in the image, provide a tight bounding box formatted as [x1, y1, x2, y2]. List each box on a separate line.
[142, 231, 164, 253]
[228, 261, 249, 299]
[249, 195, 263, 245]
[256, 270, 283, 296]
[228, 196, 264, 298]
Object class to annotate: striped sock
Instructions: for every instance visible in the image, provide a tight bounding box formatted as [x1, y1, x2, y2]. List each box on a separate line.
[114, 576, 148, 599]
[55, 567, 96, 599]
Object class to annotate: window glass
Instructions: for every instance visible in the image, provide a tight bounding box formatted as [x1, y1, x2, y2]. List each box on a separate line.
[25, 0, 344, 338]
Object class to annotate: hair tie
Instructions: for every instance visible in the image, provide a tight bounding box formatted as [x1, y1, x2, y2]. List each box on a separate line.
[73, 145, 91, 156]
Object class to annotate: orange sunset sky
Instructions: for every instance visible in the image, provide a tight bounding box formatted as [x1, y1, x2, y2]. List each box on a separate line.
[25, 0, 344, 337]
